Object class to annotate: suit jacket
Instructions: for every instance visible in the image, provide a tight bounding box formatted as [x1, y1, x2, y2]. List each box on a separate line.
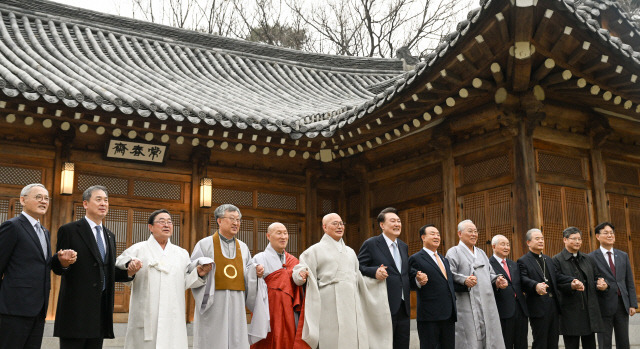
[0, 214, 59, 317]
[489, 256, 530, 319]
[408, 249, 456, 322]
[358, 233, 411, 315]
[52, 218, 131, 339]
[517, 251, 574, 318]
[589, 248, 638, 316]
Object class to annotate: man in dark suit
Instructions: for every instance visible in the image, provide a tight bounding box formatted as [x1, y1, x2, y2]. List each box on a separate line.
[0, 183, 76, 349]
[589, 222, 637, 349]
[408, 224, 456, 349]
[518, 228, 577, 349]
[359, 207, 424, 349]
[489, 234, 529, 349]
[52, 185, 134, 349]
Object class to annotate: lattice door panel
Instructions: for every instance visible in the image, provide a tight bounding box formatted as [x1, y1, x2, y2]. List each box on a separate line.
[0, 165, 42, 186]
[131, 210, 182, 246]
[459, 185, 515, 259]
[209, 215, 255, 254]
[612, 195, 640, 285]
[607, 194, 631, 253]
[403, 207, 425, 256]
[0, 198, 21, 223]
[256, 220, 301, 257]
[0, 198, 9, 223]
[538, 184, 591, 257]
[12, 201, 23, 218]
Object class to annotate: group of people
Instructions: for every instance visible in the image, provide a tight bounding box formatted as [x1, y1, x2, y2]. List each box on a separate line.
[0, 183, 636, 349]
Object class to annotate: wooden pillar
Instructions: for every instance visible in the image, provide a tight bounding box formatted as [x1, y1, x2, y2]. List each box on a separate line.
[355, 165, 372, 246]
[512, 114, 541, 256]
[589, 115, 613, 242]
[190, 146, 211, 245]
[305, 168, 318, 250]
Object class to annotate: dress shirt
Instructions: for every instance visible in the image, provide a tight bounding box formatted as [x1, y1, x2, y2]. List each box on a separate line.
[85, 216, 106, 252]
[21, 211, 40, 230]
[600, 246, 615, 266]
[382, 233, 399, 262]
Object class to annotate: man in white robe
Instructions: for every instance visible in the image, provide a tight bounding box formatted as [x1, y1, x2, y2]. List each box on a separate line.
[115, 209, 212, 349]
[445, 219, 508, 349]
[190, 204, 264, 349]
[292, 213, 393, 349]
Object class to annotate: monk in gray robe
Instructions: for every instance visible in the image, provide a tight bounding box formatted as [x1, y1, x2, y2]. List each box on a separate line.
[446, 219, 508, 349]
[292, 213, 392, 349]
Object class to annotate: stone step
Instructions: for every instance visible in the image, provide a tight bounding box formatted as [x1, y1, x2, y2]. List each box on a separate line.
[41, 316, 640, 348]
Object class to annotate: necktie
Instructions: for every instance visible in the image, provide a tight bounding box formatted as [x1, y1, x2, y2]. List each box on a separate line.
[391, 242, 404, 300]
[95, 226, 106, 262]
[502, 259, 511, 281]
[435, 253, 448, 279]
[608, 251, 620, 296]
[95, 226, 106, 291]
[34, 222, 48, 258]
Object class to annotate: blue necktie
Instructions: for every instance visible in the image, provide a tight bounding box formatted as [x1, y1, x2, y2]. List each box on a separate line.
[392, 242, 404, 300]
[34, 222, 48, 258]
[95, 226, 106, 291]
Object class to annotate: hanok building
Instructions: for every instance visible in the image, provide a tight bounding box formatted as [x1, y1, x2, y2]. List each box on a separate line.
[0, 0, 639, 321]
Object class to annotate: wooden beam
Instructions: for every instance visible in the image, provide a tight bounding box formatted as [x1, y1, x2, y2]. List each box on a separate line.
[440, 69, 463, 86]
[542, 69, 572, 86]
[608, 73, 637, 88]
[549, 26, 573, 58]
[567, 41, 591, 66]
[458, 87, 485, 99]
[495, 12, 510, 43]
[532, 58, 555, 82]
[472, 77, 495, 91]
[475, 35, 495, 62]
[491, 62, 504, 84]
[582, 54, 610, 75]
[514, 0, 535, 42]
[456, 54, 478, 73]
[594, 65, 623, 82]
[495, 87, 518, 106]
[533, 9, 554, 43]
[425, 82, 451, 94]
[548, 77, 586, 90]
[411, 92, 439, 103]
[513, 117, 540, 252]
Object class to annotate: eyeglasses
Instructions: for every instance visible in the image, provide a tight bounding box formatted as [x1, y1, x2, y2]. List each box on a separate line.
[154, 219, 173, 226]
[222, 217, 242, 224]
[26, 194, 50, 202]
[329, 221, 346, 227]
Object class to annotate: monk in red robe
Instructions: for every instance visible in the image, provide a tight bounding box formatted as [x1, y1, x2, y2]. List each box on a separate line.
[249, 222, 308, 349]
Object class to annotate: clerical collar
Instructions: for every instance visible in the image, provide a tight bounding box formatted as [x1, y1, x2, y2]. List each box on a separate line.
[219, 234, 235, 244]
[529, 251, 543, 258]
[572, 253, 578, 257]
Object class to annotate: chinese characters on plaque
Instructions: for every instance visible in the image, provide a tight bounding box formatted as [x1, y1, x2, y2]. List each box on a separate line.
[105, 139, 168, 164]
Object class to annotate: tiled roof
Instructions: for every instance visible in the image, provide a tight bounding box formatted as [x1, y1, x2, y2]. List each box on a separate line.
[0, 0, 638, 140]
[0, 0, 405, 139]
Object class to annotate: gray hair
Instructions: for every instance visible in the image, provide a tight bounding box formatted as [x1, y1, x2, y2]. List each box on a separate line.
[562, 226, 582, 239]
[214, 204, 241, 220]
[83, 185, 108, 201]
[21, 183, 47, 197]
[457, 219, 474, 232]
[491, 234, 508, 246]
[525, 228, 542, 242]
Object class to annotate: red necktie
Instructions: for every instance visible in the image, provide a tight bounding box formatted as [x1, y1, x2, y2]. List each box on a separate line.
[502, 259, 511, 280]
[608, 251, 620, 296]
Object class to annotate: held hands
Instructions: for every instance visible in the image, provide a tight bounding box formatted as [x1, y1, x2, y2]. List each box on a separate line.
[57, 249, 77, 268]
[416, 271, 428, 286]
[197, 263, 213, 277]
[571, 279, 585, 291]
[596, 277, 608, 291]
[495, 275, 508, 289]
[256, 264, 265, 279]
[298, 268, 309, 283]
[630, 308, 636, 317]
[375, 264, 389, 280]
[464, 275, 478, 288]
[535, 282, 548, 295]
[127, 258, 143, 277]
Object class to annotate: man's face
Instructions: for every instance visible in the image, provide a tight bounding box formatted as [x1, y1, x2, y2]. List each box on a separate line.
[564, 232, 583, 253]
[267, 223, 288, 253]
[492, 237, 510, 259]
[83, 189, 109, 221]
[149, 212, 173, 243]
[380, 212, 401, 240]
[458, 222, 478, 248]
[323, 213, 344, 241]
[596, 225, 615, 247]
[422, 226, 440, 251]
[217, 210, 241, 238]
[20, 186, 49, 219]
[527, 230, 544, 253]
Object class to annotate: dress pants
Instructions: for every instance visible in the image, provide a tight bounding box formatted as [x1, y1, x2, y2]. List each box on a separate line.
[530, 296, 559, 349]
[500, 303, 528, 349]
[0, 313, 45, 349]
[417, 317, 455, 349]
[59, 291, 108, 349]
[563, 334, 596, 349]
[391, 300, 410, 349]
[598, 296, 631, 349]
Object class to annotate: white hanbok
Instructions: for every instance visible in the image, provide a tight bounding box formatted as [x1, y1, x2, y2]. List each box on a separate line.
[115, 236, 205, 349]
[292, 234, 392, 349]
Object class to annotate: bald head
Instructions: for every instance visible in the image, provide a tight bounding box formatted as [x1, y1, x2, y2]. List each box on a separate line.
[266, 222, 288, 253]
[322, 213, 344, 241]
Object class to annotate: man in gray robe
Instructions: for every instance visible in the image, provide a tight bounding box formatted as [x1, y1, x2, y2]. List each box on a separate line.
[189, 204, 264, 349]
[292, 213, 392, 349]
[446, 219, 508, 349]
